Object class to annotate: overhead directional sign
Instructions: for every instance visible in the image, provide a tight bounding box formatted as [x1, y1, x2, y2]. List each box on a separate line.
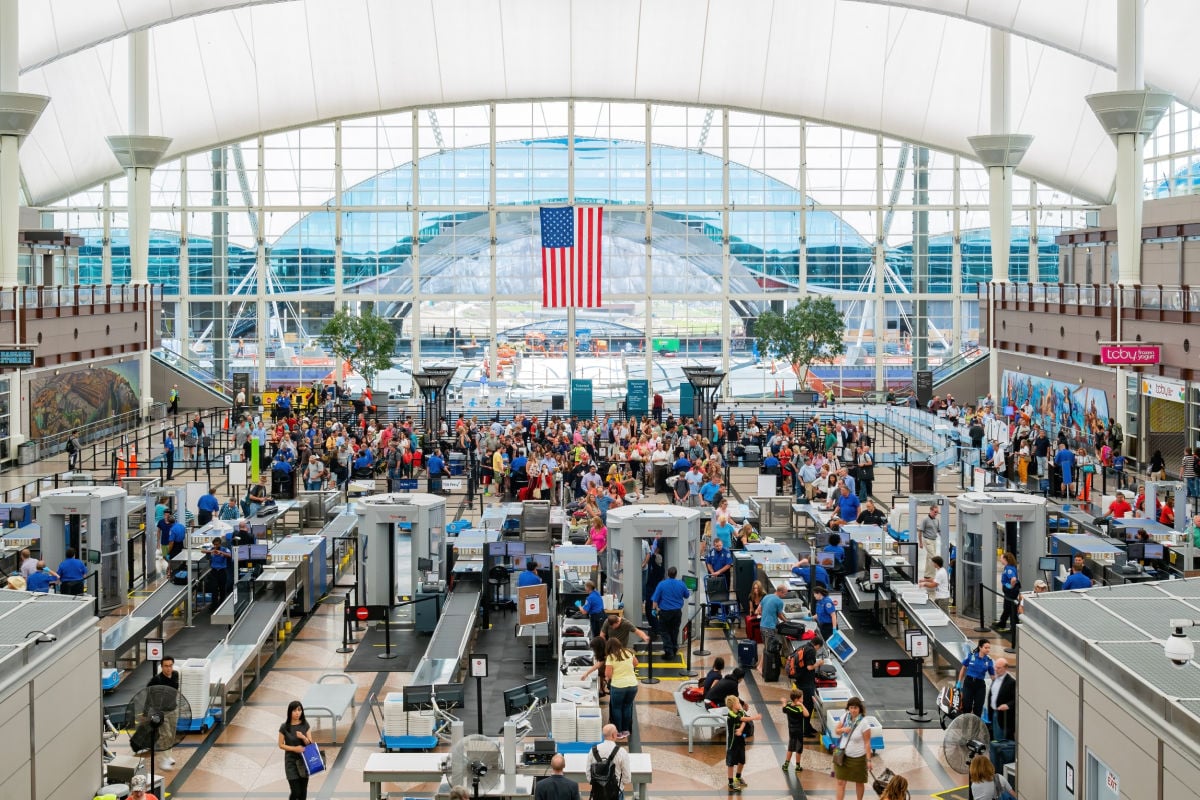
[0, 349, 34, 368]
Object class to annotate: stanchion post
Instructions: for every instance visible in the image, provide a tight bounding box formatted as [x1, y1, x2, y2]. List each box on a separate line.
[337, 596, 354, 654]
[1006, 617, 1017, 655]
[476, 675, 485, 734]
[974, 583, 990, 632]
[681, 614, 697, 677]
[694, 603, 711, 657]
[641, 637, 659, 685]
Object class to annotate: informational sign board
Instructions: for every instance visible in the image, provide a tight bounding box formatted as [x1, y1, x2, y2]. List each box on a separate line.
[232, 372, 251, 401]
[518, 583, 549, 626]
[915, 370, 934, 407]
[570, 379, 593, 420]
[344, 604, 389, 622]
[626, 380, 649, 417]
[228, 461, 248, 488]
[146, 638, 164, 662]
[396, 479, 419, 491]
[906, 632, 929, 658]
[868, 567, 885, 585]
[469, 654, 489, 678]
[871, 657, 921, 678]
[0, 349, 34, 368]
[443, 479, 464, 490]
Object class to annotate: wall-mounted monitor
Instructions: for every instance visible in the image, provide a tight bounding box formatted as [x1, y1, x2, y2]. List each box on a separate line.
[250, 523, 267, 539]
[507, 541, 526, 557]
[485, 541, 506, 557]
[1038, 556, 1058, 572]
[1126, 542, 1145, 562]
[86, 549, 101, 565]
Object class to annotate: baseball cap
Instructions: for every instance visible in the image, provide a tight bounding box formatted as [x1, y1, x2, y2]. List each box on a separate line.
[130, 775, 150, 792]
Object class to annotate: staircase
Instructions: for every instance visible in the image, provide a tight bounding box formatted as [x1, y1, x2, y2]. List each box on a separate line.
[151, 350, 231, 406]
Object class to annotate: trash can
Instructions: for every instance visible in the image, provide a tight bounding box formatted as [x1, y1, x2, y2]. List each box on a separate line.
[448, 452, 466, 476]
[909, 461, 936, 494]
[18, 441, 38, 466]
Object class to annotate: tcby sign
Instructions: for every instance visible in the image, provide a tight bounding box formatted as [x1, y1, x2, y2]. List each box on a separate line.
[1100, 345, 1160, 365]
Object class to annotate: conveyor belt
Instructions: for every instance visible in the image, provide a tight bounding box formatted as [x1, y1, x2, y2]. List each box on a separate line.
[227, 599, 286, 648]
[897, 594, 968, 667]
[101, 567, 210, 665]
[321, 511, 358, 539]
[412, 584, 480, 685]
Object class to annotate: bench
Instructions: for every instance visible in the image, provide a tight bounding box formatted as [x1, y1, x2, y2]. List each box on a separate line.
[302, 673, 358, 744]
[674, 681, 727, 752]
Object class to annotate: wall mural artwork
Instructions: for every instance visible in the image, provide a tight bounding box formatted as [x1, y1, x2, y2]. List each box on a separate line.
[29, 361, 140, 439]
[1001, 370, 1110, 437]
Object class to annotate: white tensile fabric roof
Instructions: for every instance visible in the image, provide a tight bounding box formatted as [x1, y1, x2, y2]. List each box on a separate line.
[13, 0, 1196, 206]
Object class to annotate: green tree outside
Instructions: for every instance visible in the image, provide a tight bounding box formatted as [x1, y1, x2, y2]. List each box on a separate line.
[320, 306, 397, 387]
[753, 297, 846, 390]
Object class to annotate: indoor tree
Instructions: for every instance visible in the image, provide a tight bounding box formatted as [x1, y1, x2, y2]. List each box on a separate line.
[753, 296, 846, 390]
[320, 306, 397, 387]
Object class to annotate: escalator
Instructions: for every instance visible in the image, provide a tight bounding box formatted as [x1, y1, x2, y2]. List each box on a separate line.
[151, 350, 231, 406]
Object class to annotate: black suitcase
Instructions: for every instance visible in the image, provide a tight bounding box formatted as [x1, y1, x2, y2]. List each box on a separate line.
[737, 639, 758, 669]
[762, 646, 781, 681]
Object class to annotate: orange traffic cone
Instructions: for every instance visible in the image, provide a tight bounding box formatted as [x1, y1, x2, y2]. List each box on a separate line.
[116, 450, 127, 479]
[224, 413, 230, 431]
[128, 447, 138, 477]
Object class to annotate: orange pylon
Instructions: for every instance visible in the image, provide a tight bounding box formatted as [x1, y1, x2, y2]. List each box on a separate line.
[116, 449, 127, 479]
[128, 447, 138, 477]
[224, 413, 230, 431]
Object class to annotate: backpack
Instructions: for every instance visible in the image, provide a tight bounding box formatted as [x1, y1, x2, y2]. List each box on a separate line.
[682, 686, 705, 702]
[589, 744, 620, 800]
[787, 649, 805, 680]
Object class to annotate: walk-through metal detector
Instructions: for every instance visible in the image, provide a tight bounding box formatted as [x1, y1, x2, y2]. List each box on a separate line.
[38, 486, 129, 612]
[954, 491, 1048, 626]
[1144, 480, 1187, 531]
[143, 484, 186, 582]
[908, 494, 950, 578]
[354, 493, 446, 622]
[604, 504, 702, 627]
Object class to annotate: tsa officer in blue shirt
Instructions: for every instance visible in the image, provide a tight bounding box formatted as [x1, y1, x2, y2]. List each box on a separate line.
[517, 559, 542, 588]
[812, 584, 838, 641]
[168, 515, 187, 559]
[57, 547, 89, 595]
[1062, 561, 1093, 591]
[25, 561, 58, 593]
[704, 537, 734, 594]
[581, 580, 606, 637]
[651, 566, 691, 661]
[197, 489, 220, 527]
[956, 638, 995, 717]
[207, 536, 232, 607]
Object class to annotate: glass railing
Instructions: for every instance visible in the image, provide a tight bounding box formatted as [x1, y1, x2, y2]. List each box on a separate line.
[984, 282, 1194, 312]
[152, 349, 231, 396]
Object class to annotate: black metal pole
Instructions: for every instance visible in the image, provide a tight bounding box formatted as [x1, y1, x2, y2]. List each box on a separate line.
[694, 603, 710, 657]
[476, 675, 485, 734]
[974, 583, 990, 633]
[682, 613, 696, 677]
[641, 636, 659, 685]
[337, 595, 354, 654]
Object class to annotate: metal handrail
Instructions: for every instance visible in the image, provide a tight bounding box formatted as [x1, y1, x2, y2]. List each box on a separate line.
[152, 349, 232, 396]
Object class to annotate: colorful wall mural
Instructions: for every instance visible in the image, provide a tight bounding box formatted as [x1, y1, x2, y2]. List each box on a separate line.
[1001, 370, 1110, 437]
[29, 361, 140, 439]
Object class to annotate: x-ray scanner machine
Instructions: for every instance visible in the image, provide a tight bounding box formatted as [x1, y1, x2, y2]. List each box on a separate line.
[954, 491, 1048, 627]
[38, 486, 129, 612]
[355, 493, 446, 618]
[604, 504, 702, 627]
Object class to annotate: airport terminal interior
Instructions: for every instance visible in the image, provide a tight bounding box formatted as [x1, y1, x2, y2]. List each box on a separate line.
[3, 2, 1200, 799]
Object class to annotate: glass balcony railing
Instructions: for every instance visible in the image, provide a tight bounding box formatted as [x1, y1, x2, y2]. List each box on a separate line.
[981, 282, 1196, 313]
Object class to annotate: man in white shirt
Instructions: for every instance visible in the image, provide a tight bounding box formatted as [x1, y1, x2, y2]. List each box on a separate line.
[918, 555, 952, 613]
[586, 724, 631, 800]
[917, 505, 942, 579]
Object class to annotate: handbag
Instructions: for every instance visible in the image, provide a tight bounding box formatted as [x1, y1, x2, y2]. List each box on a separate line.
[870, 767, 897, 796]
[994, 775, 1016, 800]
[302, 742, 326, 775]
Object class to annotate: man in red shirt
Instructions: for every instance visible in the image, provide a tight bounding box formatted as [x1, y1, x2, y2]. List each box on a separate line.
[1108, 494, 1132, 519]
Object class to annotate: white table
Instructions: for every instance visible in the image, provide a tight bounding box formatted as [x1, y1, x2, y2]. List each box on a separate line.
[563, 751, 652, 800]
[362, 753, 535, 800]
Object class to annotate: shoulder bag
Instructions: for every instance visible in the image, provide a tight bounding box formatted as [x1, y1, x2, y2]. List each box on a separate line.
[831, 715, 863, 766]
[994, 776, 1016, 800]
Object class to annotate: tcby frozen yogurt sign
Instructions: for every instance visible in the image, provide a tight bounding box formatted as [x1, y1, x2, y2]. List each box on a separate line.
[1100, 345, 1160, 365]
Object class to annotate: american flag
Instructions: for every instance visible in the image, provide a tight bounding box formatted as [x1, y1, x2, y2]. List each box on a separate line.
[540, 205, 603, 308]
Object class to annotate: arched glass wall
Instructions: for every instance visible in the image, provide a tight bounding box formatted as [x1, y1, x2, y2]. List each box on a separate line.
[47, 101, 1093, 399]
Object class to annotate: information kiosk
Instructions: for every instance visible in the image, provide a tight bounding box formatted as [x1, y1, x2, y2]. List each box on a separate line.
[604, 505, 702, 627]
[355, 493, 447, 620]
[38, 486, 129, 611]
[954, 491, 1048, 626]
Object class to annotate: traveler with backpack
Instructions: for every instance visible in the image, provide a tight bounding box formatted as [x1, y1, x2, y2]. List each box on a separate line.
[534, 754, 580, 800]
[586, 724, 630, 800]
[788, 634, 823, 738]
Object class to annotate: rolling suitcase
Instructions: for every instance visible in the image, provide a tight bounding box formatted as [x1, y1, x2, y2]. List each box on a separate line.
[737, 639, 758, 669]
[745, 615, 762, 643]
[761, 643, 781, 681]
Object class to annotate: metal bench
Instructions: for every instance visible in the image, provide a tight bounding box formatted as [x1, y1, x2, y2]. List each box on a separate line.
[673, 681, 727, 752]
[302, 673, 358, 744]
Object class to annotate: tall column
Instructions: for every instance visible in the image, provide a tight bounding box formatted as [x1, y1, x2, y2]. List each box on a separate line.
[643, 104, 654, 392]
[108, 31, 171, 416]
[0, 0, 50, 288]
[969, 29, 1033, 400]
[1086, 0, 1170, 286]
[566, 103, 576, 382]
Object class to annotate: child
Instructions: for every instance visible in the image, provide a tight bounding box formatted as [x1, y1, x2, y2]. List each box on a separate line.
[725, 695, 761, 792]
[781, 689, 810, 772]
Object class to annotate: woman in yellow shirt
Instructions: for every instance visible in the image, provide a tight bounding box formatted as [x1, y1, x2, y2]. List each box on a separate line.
[605, 637, 640, 741]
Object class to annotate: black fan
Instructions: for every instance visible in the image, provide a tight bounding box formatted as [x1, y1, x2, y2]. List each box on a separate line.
[124, 685, 194, 777]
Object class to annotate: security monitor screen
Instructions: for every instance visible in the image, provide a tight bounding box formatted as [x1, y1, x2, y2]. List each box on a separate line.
[533, 553, 552, 570]
[1038, 556, 1058, 572]
[250, 523, 268, 539]
[1143, 543, 1164, 560]
[485, 541, 506, 557]
[250, 543, 269, 561]
[0, 507, 10, 523]
[235, 545, 250, 562]
[507, 541, 526, 557]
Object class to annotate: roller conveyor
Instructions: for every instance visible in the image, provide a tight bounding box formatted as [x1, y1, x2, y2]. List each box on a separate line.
[101, 561, 210, 666]
[411, 584, 480, 686]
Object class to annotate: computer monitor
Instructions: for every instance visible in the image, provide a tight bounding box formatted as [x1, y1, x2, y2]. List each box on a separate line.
[511, 555, 528, 570]
[1038, 556, 1058, 572]
[436, 683, 465, 710]
[235, 545, 250, 562]
[250, 523, 267, 539]
[485, 541, 506, 557]
[250, 543, 269, 561]
[507, 541, 526, 557]
[86, 549, 101, 565]
[402, 684, 434, 711]
[1127, 542, 1146, 562]
[417, 557, 433, 571]
[525, 677, 549, 702]
[0, 507, 11, 523]
[532, 553, 552, 570]
[1143, 542, 1164, 561]
[682, 575, 698, 592]
[502, 687, 531, 717]
[817, 552, 837, 568]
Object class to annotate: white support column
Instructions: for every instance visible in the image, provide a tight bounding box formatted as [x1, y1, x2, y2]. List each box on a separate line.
[951, 157, 963, 354]
[178, 165, 190, 359]
[798, 121, 808, 298]
[0, 0, 50, 289]
[720, 109, 731, 392]
[566, 102, 576, 383]
[255, 137, 268, 391]
[488, 104, 499, 397]
[643, 103, 654, 391]
[970, 29, 1033, 402]
[102, 182, 113, 285]
[410, 111, 421, 372]
[1087, 0, 1170, 287]
[333, 121, 344, 304]
[873, 135, 886, 392]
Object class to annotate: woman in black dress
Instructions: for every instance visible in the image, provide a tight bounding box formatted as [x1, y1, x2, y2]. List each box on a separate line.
[278, 700, 313, 800]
